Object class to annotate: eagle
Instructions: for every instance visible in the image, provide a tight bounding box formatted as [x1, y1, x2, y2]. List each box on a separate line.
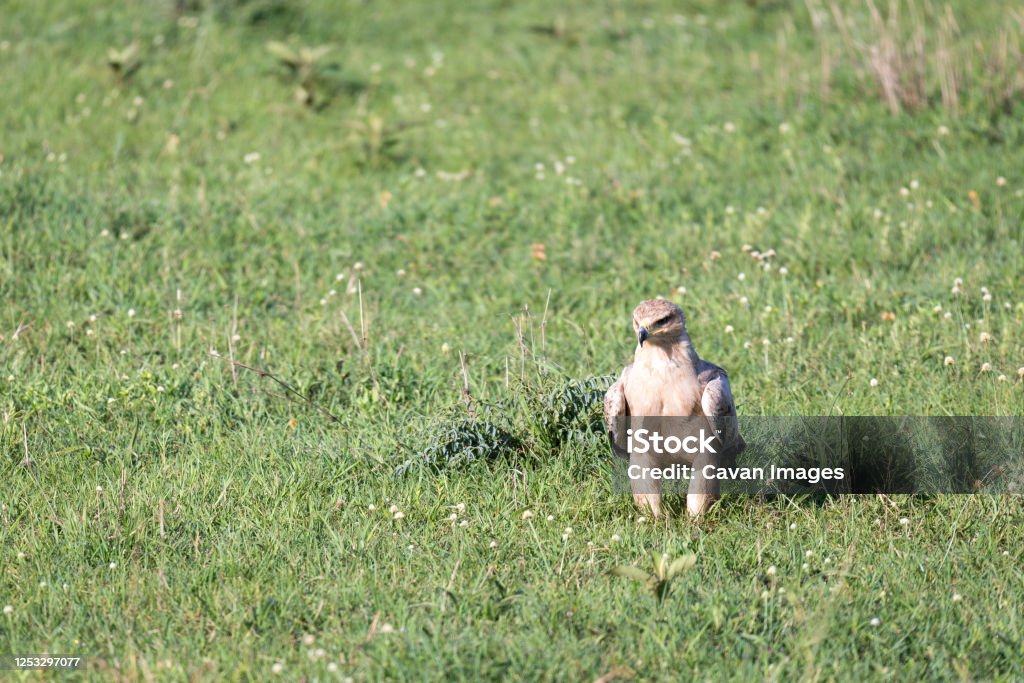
[604, 299, 744, 517]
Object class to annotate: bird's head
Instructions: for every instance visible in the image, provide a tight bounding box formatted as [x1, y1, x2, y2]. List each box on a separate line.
[631, 299, 687, 347]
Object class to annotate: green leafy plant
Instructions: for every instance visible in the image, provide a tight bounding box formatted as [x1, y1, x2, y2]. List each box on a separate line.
[266, 40, 334, 108]
[610, 552, 698, 603]
[107, 42, 141, 83]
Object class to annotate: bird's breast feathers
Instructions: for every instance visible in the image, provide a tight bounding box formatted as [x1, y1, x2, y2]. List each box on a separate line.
[623, 362, 702, 416]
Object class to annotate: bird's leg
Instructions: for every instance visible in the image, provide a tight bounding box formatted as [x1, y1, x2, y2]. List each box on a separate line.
[633, 492, 664, 518]
[686, 453, 721, 517]
[629, 453, 664, 517]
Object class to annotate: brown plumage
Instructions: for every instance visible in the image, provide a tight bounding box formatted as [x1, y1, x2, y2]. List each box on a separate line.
[604, 299, 744, 517]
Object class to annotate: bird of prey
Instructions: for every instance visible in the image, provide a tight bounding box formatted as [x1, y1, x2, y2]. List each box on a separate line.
[604, 299, 744, 517]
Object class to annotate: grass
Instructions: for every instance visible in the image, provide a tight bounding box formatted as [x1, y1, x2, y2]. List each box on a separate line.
[1, 0, 1024, 679]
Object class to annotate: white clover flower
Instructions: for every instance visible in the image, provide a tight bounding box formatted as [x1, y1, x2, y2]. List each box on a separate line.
[302, 634, 316, 646]
[389, 504, 399, 514]
[459, 520, 469, 528]
[379, 623, 395, 634]
[611, 534, 622, 542]
[723, 122, 736, 133]
[899, 517, 910, 525]
[521, 510, 533, 520]
[448, 513, 458, 521]
[778, 266, 788, 275]
[944, 356, 955, 366]
[762, 338, 771, 347]
[109, 562, 117, 569]
[943, 311, 953, 320]
[271, 662, 284, 674]
[933, 305, 943, 313]
[368, 504, 376, 511]
[998, 374, 1008, 382]
[802, 562, 810, 570]
[243, 152, 260, 164]
[546, 514, 555, 522]
[952, 593, 962, 602]
[412, 287, 422, 296]
[996, 176, 1007, 187]
[1017, 367, 1024, 378]
[910, 179, 919, 190]
[869, 617, 881, 626]
[392, 511, 404, 520]
[724, 325, 734, 334]
[766, 565, 777, 576]
[870, 378, 879, 387]
[127, 308, 136, 318]
[981, 363, 993, 373]
[899, 187, 910, 197]
[489, 541, 498, 548]
[2, 605, 12, 615]
[737, 272, 746, 281]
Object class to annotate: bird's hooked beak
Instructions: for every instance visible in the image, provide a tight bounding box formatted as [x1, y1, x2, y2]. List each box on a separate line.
[637, 326, 650, 347]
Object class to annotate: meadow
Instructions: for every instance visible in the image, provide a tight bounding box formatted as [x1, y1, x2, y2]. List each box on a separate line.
[2, 0, 1024, 679]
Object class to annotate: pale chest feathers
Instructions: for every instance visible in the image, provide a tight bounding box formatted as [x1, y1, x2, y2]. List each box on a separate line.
[624, 358, 703, 416]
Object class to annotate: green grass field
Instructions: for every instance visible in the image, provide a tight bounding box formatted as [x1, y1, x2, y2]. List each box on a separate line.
[2, 0, 1024, 679]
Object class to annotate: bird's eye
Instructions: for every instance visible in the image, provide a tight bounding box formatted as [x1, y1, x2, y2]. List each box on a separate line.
[653, 315, 671, 328]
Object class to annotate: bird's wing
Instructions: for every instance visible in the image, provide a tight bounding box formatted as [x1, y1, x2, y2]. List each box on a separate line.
[603, 365, 632, 459]
[697, 360, 744, 466]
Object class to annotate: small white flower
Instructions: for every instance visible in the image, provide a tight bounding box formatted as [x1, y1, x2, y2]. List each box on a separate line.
[412, 287, 422, 296]
[789, 522, 797, 530]
[109, 562, 117, 569]
[952, 593, 962, 602]
[998, 374, 1008, 382]
[127, 308, 136, 318]
[944, 356, 955, 366]
[368, 504, 376, 511]
[802, 562, 810, 570]
[899, 187, 910, 197]
[611, 534, 622, 543]
[933, 305, 943, 313]
[943, 311, 953, 320]
[636, 516, 647, 523]
[448, 513, 458, 521]
[762, 338, 771, 347]
[244, 152, 260, 164]
[981, 363, 993, 373]
[271, 662, 284, 674]
[96, 485, 104, 492]
[521, 510, 533, 520]
[489, 541, 498, 548]
[979, 332, 992, 343]
[379, 623, 395, 634]
[766, 565, 777, 576]
[724, 325, 734, 334]
[302, 634, 316, 646]
[870, 378, 879, 387]
[778, 266, 788, 275]
[393, 511, 405, 520]
[16, 552, 25, 560]
[996, 176, 1007, 187]
[869, 617, 881, 627]
[156, 385, 165, 392]
[327, 662, 338, 672]
[737, 272, 746, 281]
[563, 527, 573, 536]
[2, 605, 12, 615]
[723, 121, 736, 133]
[546, 514, 555, 522]
[899, 517, 910, 525]
[910, 179, 919, 190]
[389, 504, 399, 513]
[455, 503, 465, 512]
[459, 520, 469, 528]
[39, 581, 47, 588]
